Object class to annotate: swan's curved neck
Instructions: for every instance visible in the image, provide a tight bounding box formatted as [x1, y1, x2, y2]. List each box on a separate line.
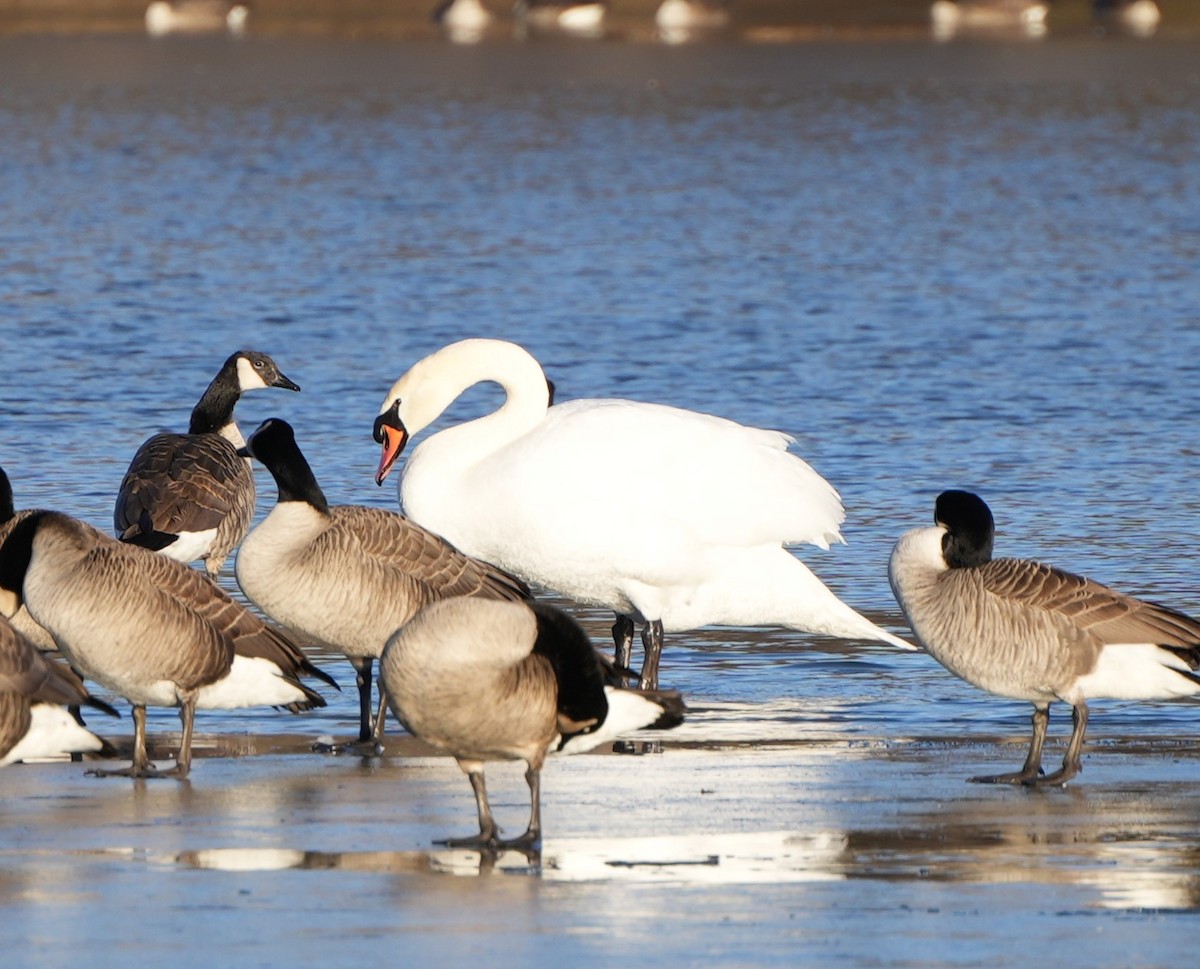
[390, 340, 551, 463]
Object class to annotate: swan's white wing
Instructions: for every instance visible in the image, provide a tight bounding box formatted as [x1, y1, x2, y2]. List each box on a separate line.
[489, 398, 845, 551]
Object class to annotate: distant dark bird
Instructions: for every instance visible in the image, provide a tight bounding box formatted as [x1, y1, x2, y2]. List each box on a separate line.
[381, 597, 685, 848]
[114, 350, 299, 578]
[237, 417, 530, 750]
[0, 510, 335, 779]
[890, 490, 1200, 786]
[0, 614, 119, 767]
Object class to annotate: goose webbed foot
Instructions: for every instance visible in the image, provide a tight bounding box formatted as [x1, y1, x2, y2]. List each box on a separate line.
[311, 736, 385, 757]
[612, 739, 664, 756]
[88, 760, 189, 780]
[968, 767, 1044, 785]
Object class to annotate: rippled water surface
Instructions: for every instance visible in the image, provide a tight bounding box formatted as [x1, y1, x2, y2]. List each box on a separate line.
[3, 33, 1200, 743]
[3, 28, 1200, 967]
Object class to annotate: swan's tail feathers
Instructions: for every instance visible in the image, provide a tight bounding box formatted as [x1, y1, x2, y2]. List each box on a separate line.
[558, 686, 685, 754]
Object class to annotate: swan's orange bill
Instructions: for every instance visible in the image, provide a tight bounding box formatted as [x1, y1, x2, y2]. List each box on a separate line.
[375, 424, 408, 486]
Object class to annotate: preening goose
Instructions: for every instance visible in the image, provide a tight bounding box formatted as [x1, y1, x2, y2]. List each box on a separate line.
[236, 418, 529, 749]
[380, 597, 685, 847]
[374, 338, 913, 691]
[114, 350, 300, 577]
[889, 490, 1200, 786]
[0, 466, 56, 653]
[0, 510, 334, 779]
[0, 615, 119, 766]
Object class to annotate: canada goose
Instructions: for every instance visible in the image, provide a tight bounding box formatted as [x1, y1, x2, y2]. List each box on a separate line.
[0, 510, 334, 779]
[114, 350, 299, 578]
[0, 615, 119, 766]
[889, 490, 1200, 786]
[237, 417, 529, 749]
[380, 597, 685, 847]
[145, 1, 249, 36]
[373, 339, 913, 691]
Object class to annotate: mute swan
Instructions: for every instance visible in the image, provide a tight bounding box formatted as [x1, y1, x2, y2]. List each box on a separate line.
[889, 490, 1200, 786]
[114, 350, 299, 577]
[374, 338, 913, 690]
[237, 417, 529, 750]
[0, 510, 334, 779]
[381, 597, 685, 847]
[0, 615, 119, 766]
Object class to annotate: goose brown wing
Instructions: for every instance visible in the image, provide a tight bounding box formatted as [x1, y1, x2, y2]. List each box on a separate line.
[131, 544, 334, 693]
[88, 545, 235, 689]
[977, 558, 1200, 647]
[115, 432, 252, 541]
[332, 506, 530, 602]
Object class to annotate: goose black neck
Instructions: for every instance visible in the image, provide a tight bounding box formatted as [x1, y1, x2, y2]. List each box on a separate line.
[0, 467, 13, 524]
[188, 357, 244, 435]
[253, 428, 330, 515]
[0, 510, 40, 594]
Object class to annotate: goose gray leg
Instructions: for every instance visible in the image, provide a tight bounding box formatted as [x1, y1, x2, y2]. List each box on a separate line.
[970, 704, 1050, 785]
[367, 690, 388, 755]
[639, 619, 664, 691]
[350, 656, 375, 743]
[436, 764, 500, 847]
[1029, 703, 1087, 787]
[496, 764, 542, 849]
[90, 702, 194, 780]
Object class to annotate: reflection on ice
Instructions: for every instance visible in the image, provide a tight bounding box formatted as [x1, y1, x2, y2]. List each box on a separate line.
[161, 831, 849, 883]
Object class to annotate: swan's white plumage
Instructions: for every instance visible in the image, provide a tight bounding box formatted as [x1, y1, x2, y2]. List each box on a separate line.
[379, 339, 910, 650]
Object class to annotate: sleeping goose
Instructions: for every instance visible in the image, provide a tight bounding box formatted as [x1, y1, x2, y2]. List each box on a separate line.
[373, 338, 913, 691]
[889, 490, 1200, 786]
[0, 510, 334, 779]
[236, 417, 530, 750]
[114, 350, 300, 578]
[0, 615, 119, 766]
[380, 597, 685, 847]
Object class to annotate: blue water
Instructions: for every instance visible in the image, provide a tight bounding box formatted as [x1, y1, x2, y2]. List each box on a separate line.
[2, 33, 1200, 747]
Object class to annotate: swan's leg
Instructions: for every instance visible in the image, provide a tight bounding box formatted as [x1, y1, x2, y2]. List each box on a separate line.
[970, 704, 1049, 785]
[611, 614, 634, 684]
[1030, 703, 1087, 787]
[639, 620, 665, 691]
[436, 762, 500, 847]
